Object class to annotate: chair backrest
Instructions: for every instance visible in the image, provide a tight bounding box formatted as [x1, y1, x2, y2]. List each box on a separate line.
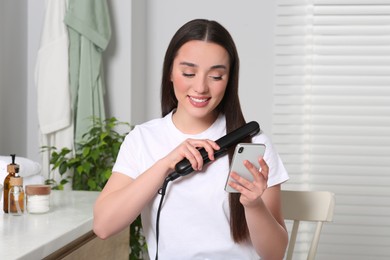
[281, 190, 335, 260]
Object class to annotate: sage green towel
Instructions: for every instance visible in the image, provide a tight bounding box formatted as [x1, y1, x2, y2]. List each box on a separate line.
[64, 0, 111, 143]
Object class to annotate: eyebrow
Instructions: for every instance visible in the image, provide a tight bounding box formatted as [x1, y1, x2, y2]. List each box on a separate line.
[179, 62, 227, 70]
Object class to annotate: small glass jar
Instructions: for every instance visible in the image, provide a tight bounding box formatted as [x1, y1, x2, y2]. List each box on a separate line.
[25, 184, 51, 214]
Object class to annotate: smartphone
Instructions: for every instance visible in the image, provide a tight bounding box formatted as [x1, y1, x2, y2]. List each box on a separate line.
[224, 143, 266, 193]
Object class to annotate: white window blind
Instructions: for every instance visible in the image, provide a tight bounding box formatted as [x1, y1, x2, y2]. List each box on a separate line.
[273, 0, 390, 259]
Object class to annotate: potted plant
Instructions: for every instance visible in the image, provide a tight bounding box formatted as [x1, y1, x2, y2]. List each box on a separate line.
[43, 117, 147, 259]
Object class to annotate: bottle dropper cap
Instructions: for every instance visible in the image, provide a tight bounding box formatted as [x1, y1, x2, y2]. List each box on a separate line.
[7, 154, 20, 173]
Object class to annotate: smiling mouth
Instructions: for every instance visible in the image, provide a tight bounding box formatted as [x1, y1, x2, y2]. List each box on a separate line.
[189, 96, 210, 103]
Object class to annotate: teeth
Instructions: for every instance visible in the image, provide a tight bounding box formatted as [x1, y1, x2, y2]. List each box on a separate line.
[190, 97, 208, 103]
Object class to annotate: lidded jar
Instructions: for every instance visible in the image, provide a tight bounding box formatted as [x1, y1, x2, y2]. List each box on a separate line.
[25, 184, 51, 214]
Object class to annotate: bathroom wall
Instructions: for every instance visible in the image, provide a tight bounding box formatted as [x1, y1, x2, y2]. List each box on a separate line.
[2, 0, 276, 163]
[0, 0, 27, 157]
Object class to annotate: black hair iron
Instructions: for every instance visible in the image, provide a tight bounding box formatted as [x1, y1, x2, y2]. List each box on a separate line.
[166, 121, 260, 181]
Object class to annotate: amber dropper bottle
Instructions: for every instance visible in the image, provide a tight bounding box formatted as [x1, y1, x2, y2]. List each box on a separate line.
[3, 154, 20, 213]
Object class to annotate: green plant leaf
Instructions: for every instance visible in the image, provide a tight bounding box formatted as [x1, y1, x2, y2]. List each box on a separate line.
[104, 169, 111, 180]
[87, 179, 97, 190]
[82, 147, 90, 157]
[90, 149, 100, 161]
[60, 179, 69, 185]
[84, 162, 92, 173]
[59, 161, 68, 175]
[76, 165, 84, 174]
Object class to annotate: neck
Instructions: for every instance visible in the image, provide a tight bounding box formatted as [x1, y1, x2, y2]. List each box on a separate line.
[172, 111, 219, 135]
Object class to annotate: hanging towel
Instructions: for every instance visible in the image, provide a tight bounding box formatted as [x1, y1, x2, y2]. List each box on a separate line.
[35, 0, 74, 183]
[35, 0, 71, 135]
[64, 0, 111, 143]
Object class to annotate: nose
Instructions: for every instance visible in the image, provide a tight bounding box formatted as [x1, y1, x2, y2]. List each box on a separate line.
[193, 74, 208, 93]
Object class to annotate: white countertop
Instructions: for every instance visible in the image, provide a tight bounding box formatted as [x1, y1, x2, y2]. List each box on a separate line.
[0, 190, 100, 260]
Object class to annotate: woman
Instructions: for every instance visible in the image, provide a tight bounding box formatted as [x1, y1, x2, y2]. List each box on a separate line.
[93, 19, 289, 259]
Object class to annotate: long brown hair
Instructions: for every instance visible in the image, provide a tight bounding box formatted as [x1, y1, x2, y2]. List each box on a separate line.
[160, 19, 250, 242]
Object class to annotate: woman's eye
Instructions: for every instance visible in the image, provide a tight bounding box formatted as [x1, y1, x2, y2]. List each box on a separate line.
[183, 73, 195, 78]
[210, 75, 223, 81]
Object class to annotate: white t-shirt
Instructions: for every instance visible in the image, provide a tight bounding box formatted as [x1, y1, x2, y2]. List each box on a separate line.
[113, 112, 289, 259]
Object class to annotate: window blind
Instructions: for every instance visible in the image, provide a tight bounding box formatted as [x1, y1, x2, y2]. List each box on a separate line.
[273, 0, 390, 259]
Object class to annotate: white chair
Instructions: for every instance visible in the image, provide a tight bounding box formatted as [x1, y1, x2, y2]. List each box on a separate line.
[281, 190, 335, 260]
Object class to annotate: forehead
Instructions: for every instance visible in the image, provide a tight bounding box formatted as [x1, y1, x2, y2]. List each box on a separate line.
[175, 40, 230, 68]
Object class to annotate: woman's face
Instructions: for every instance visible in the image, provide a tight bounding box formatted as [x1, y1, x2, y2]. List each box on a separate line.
[171, 40, 230, 122]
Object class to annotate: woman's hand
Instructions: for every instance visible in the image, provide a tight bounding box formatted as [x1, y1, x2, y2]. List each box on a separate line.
[228, 157, 269, 208]
[162, 138, 220, 173]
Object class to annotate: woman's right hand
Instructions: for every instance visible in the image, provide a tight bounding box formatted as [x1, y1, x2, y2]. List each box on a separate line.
[162, 138, 220, 173]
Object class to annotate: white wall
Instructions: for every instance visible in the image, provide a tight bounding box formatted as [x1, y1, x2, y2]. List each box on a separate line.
[0, 0, 27, 157]
[2, 0, 276, 163]
[26, 0, 44, 162]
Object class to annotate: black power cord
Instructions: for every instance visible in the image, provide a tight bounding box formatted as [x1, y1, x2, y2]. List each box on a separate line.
[155, 172, 180, 260]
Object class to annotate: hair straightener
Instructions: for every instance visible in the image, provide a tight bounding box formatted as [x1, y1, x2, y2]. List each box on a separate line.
[166, 121, 260, 182]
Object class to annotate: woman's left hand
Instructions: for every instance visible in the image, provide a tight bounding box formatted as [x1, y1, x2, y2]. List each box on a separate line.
[228, 157, 269, 208]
